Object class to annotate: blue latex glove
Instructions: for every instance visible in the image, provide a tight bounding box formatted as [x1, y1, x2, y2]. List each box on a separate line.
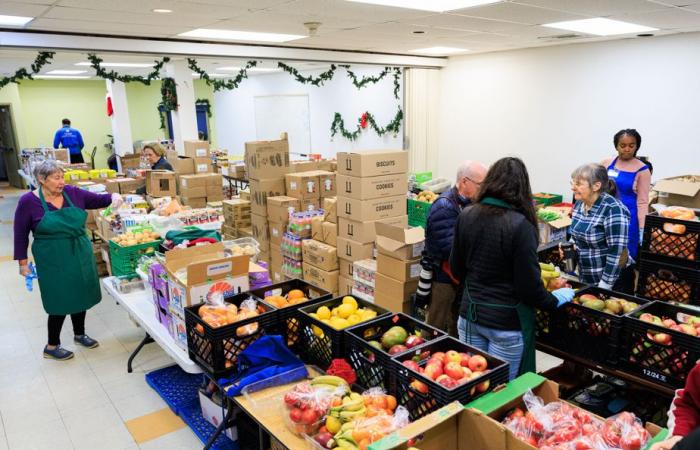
[639, 228, 644, 245]
[552, 287, 575, 307]
[25, 262, 37, 292]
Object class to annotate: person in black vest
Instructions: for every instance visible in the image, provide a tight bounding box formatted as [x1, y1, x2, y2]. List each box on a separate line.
[425, 161, 487, 336]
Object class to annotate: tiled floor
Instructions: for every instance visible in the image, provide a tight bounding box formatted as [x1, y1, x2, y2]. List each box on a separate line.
[0, 184, 563, 450]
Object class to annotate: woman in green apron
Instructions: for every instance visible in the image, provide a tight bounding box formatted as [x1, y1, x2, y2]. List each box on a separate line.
[14, 160, 122, 360]
[449, 157, 574, 380]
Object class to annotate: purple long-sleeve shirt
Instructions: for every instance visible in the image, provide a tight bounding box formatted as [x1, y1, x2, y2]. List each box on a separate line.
[14, 185, 112, 261]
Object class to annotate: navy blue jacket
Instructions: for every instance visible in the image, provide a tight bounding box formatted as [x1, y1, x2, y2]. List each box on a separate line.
[425, 187, 470, 283]
[53, 126, 84, 155]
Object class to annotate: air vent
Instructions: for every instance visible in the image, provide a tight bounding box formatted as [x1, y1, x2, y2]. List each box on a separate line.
[538, 33, 583, 40]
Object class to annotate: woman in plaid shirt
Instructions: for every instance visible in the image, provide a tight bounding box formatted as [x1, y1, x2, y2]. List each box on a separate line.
[570, 163, 631, 289]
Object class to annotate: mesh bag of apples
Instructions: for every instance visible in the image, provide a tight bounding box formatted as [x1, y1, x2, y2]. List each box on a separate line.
[503, 390, 650, 450]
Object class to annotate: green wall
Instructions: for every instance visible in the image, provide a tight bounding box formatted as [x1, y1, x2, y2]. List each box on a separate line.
[0, 83, 28, 150]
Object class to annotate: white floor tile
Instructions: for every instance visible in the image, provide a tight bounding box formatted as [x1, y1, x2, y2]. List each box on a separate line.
[138, 426, 203, 450]
[5, 417, 74, 450]
[112, 391, 169, 422]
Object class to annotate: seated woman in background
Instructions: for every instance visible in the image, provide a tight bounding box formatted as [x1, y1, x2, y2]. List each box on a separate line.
[570, 163, 631, 290]
[136, 143, 173, 195]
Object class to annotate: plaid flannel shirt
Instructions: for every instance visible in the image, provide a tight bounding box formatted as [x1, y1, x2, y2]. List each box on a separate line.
[571, 193, 630, 286]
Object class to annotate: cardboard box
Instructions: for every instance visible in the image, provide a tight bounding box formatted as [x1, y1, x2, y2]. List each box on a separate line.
[50, 148, 70, 163]
[302, 239, 338, 271]
[290, 160, 321, 172]
[322, 222, 337, 247]
[303, 263, 339, 293]
[165, 243, 250, 317]
[337, 150, 408, 177]
[338, 216, 408, 244]
[193, 157, 212, 174]
[374, 272, 417, 311]
[311, 216, 324, 242]
[207, 194, 224, 203]
[166, 150, 195, 175]
[206, 184, 222, 197]
[318, 171, 336, 197]
[240, 190, 250, 201]
[376, 253, 421, 282]
[251, 214, 270, 249]
[146, 170, 177, 197]
[336, 173, 407, 200]
[250, 178, 286, 216]
[179, 196, 207, 208]
[375, 221, 425, 260]
[336, 237, 374, 262]
[339, 275, 354, 296]
[268, 221, 287, 246]
[337, 195, 406, 222]
[323, 197, 337, 223]
[206, 173, 222, 186]
[184, 140, 210, 159]
[105, 177, 144, 194]
[300, 198, 321, 212]
[654, 175, 700, 208]
[198, 391, 238, 441]
[178, 174, 208, 198]
[339, 258, 354, 278]
[118, 153, 142, 171]
[267, 196, 301, 223]
[285, 171, 320, 200]
[244, 136, 290, 180]
[538, 217, 571, 244]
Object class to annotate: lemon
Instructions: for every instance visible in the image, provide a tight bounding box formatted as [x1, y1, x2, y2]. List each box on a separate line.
[331, 307, 340, 317]
[316, 306, 331, 320]
[326, 415, 341, 434]
[347, 314, 362, 326]
[342, 296, 358, 309]
[321, 319, 331, 325]
[309, 312, 319, 319]
[337, 303, 354, 319]
[330, 317, 349, 329]
[311, 325, 325, 338]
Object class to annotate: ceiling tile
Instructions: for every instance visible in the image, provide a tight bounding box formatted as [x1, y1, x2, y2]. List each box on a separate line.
[614, 7, 700, 28]
[453, 2, 588, 24]
[0, 1, 52, 17]
[513, 0, 669, 17]
[55, 0, 249, 17]
[46, 5, 235, 27]
[27, 17, 191, 37]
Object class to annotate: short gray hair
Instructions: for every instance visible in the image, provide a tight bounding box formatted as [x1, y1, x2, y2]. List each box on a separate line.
[456, 160, 488, 183]
[33, 160, 64, 184]
[571, 163, 611, 194]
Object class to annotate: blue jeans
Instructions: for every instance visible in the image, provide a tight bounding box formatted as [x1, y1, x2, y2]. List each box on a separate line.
[457, 316, 524, 381]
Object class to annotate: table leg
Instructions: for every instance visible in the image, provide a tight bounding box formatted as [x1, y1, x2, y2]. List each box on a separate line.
[127, 333, 154, 373]
[203, 399, 235, 450]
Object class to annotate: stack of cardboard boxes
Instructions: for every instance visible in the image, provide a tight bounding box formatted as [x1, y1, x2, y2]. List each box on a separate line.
[266, 196, 300, 283]
[303, 200, 340, 295]
[374, 221, 425, 313]
[178, 173, 223, 208]
[222, 199, 252, 239]
[245, 136, 290, 264]
[335, 150, 409, 299]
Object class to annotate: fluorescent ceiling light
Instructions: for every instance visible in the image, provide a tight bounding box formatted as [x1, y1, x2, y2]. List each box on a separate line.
[217, 66, 280, 72]
[75, 62, 153, 68]
[345, 0, 500, 12]
[0, 14, 33, 26]
[152, 9, 172, 13]
[542, 18, 657, 36]
[45, 70, 87, 75]
[411, 46, 468, 55]
[35, 75, 91, 79]
[178, 29, 305, 42]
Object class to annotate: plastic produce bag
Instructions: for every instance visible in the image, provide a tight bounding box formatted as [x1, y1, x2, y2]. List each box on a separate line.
[283, 380, 348, 436]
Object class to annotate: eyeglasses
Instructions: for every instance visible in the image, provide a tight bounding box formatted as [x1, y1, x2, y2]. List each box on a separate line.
[464, 176, 483, 186]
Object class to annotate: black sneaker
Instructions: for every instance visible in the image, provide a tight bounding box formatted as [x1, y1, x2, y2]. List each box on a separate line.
[43, 345, 74, 361]
[74, 334, 99, 349]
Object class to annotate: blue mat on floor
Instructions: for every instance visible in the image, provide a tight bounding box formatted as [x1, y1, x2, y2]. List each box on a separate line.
[145, 365, 238, 450]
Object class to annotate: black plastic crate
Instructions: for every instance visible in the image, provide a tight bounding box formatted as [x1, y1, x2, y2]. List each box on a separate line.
[297, 295, 391, 370]
[535, 279, 589, 347]
[636, 260, 700, 305]
[538, 241, 578, 273]
[621, 301, 700, 389]
[642, 211, 700, 268]
[249, 278, 332, 354]
[184, 293, 277, 379]
[557, 287, 647, 364]
[391, 336, 510, 421]
[345, 313, 445, 390]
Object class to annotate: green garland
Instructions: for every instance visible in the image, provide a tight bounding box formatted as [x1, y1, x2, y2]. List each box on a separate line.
[345, 66, 402, 99]
[278, 62, 342, 86]
[87, 54, 169, 85]
[195, 98, 212, 118]
[331, 107, 403, 141]
[188, 59, 257, 91]
[158, 77, 178, 130]
[0, 51, 55, 90]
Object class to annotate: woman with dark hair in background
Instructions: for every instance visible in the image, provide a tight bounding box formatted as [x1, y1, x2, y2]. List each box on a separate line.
[450, 157, 574, 380]
[602, 129, 651, 293]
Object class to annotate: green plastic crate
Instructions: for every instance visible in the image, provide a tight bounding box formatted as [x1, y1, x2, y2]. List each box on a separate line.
[109, 239, 162, 277]
[533, 192, 563, 206]
[407, 198, 431, 228]
[413, 171, 432, 184]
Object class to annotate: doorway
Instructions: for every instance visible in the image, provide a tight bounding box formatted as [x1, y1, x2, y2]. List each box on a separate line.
[0, 104, 22, 188]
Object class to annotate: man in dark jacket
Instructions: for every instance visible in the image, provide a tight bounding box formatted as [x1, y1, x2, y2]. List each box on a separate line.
[425, 161, 487, 336]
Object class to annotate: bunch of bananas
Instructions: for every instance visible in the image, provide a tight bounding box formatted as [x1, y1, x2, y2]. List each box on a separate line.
[310, 375, 349, 392]
[539, 262, 560, 288]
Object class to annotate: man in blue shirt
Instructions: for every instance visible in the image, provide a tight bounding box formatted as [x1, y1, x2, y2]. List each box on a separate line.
[53, 118, 85, 164]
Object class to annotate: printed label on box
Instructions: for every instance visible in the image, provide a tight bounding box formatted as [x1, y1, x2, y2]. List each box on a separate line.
[197, 163, 209, 172]
[206, 261, 233, 277]
[196, 148, 207, 157]
[410, 263, 421, 279]
[412, 242, 425, 258]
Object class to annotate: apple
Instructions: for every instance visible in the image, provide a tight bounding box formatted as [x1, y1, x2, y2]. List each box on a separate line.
[405, 335, 426, 349]
[476, 378, 490, 393]
[444, 350, 461, 364]
[653, 333, 672, 345]
[431, 351, 446, 363]
[640, 313, 655, 323]
[301, 408, 319, 425]
[663, 319, 677, 328]
[424, 362, 443, 380]
[410, 379, 429, 394]
[459, 352, 471, 368]
[402, 360, 420, 371]
[579, 294, 598, 303]
[680, 324, 698, 336]
[468, 355, 488, 372]
[436, 374, 458, 388]
[671, 324, 683, 332]
[389, 344, 409, 355]
[444, 361, 465, 380]
[289, 407, 303, 423]
[314, 431, 334, 449]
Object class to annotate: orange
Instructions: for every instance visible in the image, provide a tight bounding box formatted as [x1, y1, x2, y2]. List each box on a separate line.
[287, 289, 305, 300]
[359, 439, 370, 450]
[372, 396, 387, 409]
[352, 430, 369, 442]
[386, 395, 397, 411]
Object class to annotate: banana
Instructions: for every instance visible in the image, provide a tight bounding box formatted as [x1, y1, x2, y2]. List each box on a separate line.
[311, 375, 348, 387]
[539, 262, 556, 271]
[312, 383, 342, 392]
[336, 439, 359, 450]
[339, 398, 364, 411]
[540, 270, 559, 279]
[339, 408, 366, 420]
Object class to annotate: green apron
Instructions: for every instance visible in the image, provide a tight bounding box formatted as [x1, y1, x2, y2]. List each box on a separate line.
[461, 196, 537, 376]
[32, 189, 101, 315]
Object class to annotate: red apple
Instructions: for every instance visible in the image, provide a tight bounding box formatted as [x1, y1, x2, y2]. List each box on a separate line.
[663, 318, 677, 328]
[389, 344, 409, 355]
[476, 378, 490, 393]
[444, 350, 461, 364]
[404, 335, 426, 349]
[444, 361, 465, 380]
[459, 352, 471, 368]
[680, 324, 698, 336]
[431, 352, 445, 363]
[640, 313, 655, 323]
[654, 333, 672, 345]
[402, 360, 420, 371]
[436, 374, 458, 389]
[289, 407, 303, 423]
[424, 363, 443, 380]
[468, 355, 488, 372]
[410, 379, 429, 394]
[301, 408, 319, 425]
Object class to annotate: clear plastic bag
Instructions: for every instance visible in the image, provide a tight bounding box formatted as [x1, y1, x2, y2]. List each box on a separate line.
[361, 387, 398, 416]
[283, 381, 347, 437]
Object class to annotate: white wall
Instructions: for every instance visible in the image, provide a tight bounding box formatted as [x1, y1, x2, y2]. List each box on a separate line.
[438, 32, 700, 198]
[214, 66, 403, 157]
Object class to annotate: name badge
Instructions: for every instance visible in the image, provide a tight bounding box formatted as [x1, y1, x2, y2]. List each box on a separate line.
[607, 169, 619, 178]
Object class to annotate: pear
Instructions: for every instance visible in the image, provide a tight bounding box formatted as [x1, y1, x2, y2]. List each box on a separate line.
[583, 299, 605, 311]
[604, 300, 622, 315]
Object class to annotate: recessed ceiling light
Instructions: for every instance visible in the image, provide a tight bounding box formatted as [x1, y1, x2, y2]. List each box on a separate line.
[345, 0, 500, 12]
[411, 46, 468, 55]
[217, 66, 280, 72]
[75, 62, 153, 68]
[45, 70, 87, 75]
[35, 75, 91, 79]
[152, 9, 172, 13]
[542, 18, 657, 36]
[178, 29, 305, 42]
[0, 14, 33, 26]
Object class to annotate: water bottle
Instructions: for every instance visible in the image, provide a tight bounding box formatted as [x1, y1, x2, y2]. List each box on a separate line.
[25, 262, 38, 292]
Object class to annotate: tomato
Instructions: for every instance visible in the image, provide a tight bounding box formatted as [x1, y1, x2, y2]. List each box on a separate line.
[620, 435, 642, 450]
[301, 408, 319, 425]
[289, 408, 303, 423]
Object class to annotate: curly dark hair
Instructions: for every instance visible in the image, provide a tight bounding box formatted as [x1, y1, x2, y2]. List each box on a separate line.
[475, 157, 538, 232]
[614, 129, 642, 156]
